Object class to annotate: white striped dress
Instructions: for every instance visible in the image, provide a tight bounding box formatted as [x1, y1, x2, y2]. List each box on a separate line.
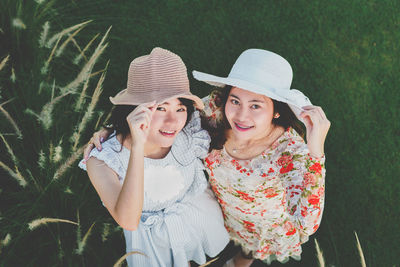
[79, 112, 229, 266]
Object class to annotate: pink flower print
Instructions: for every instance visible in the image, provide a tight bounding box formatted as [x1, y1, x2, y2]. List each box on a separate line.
[277, 155, 293, 166]
[303, 172, 317, 187]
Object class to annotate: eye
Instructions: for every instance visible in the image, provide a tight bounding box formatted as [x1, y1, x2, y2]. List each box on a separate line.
[251, 104, 261, 109]
[156, 106, 166, 111]
[177, 107, 187, 112]
[230, 99, 240, 105]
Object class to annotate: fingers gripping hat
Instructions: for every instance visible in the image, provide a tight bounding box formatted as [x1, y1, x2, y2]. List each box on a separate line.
[110, 47, 204, 109]
[192, 49, 312, 120]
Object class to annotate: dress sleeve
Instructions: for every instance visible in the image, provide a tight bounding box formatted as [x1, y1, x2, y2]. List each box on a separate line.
[172, 111, 211, 165]
[201, 90, 224, 129]
[78, 139, 125, 179]
[280, 139, 326, 242]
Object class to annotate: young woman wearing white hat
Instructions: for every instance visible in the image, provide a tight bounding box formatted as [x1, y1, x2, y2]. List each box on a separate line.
[79, 47, 229, 267]
[194, 49, 330, 266]
[86, 49, 330, 266]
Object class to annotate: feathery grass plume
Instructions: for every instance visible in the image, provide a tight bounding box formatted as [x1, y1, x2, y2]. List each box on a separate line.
[28, 217, 78, 230]
[0, 233, 11, 255]
[314, 238, 325, 267]
[42, 35, 62, 75]
[38, 149, 46, 169]
[73, 33, 99, 65]
[0, 99, 23, 139]
[1, 233, 11, 246]
[0, 132, 18, 166]
[46, 20, 92, 48]
[199, 257, 219, 267]
[38, 21, 50, 47]
[101, 223, 111, 242]
[354, 232, 366, 267]
[75, 222, 95, 255]
[55, 25, 87, 58]
[72, 69, 106, 151]
[12, 18, 26, 30]
[0, 28, 3, 34]
[35, 0, 46, 5]
[74, 74, 90, 111]
[57, 237, 64, 260]
[95, 111, 105, 129]
[10, 67, 16, 83]
[53, 145, 84, 180]
[0, 161, 27, 187]
[113, 251, 147, 267]
[64, 187, 73, 194]
[36, 91, 71, 130]
[0, 55, 10, 71]
[60, 26, 111, 94]
[52, 140, 63, 163]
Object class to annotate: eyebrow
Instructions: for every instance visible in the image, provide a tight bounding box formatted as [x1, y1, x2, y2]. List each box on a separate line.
[159, 101, 185, 106]
[229, 94, 265, 103]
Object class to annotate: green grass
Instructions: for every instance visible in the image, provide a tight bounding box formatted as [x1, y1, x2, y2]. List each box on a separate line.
[1, 0, 399, 266]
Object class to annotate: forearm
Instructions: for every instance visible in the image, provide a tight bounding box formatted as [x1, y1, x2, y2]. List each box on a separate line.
[114, 144, 145, 230]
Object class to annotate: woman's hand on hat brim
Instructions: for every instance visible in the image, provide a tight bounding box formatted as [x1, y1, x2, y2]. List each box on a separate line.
[127, 101, 157, 146]
[300, 105, 331, 158]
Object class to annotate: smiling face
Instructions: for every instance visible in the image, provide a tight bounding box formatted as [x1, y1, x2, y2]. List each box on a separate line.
[224, 87, 275, 142]
[146, 97, 188, 148]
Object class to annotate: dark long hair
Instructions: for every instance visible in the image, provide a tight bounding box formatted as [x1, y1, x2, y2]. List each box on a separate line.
[104, 98, 195, 150]
[204, 86, 305, 151]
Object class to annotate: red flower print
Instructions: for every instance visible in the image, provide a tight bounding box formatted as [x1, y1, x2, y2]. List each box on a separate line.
[268, 168, 274, 173]
[308, 194, 320, 205]
[309, 162, 322, 175]
[301, 207, 308, 217]
[280, 162, 294, 174]
[303, 172, 317, 187]
[236, 190, 255, 202]
[284, 221, 297, 236]
[256, 245, 270, 254]
[243, 220, 256, 233]
[277, 155, 293, 166]
[263, 188, 278, 198]
[313, 224, 320, 233]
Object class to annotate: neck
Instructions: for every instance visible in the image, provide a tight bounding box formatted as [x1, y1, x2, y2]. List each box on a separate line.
[224, 125, 284, 159]
[121, 135, 171, 159]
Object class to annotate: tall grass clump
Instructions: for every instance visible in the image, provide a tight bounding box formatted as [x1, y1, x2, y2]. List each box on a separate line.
[0, 1, 125, 265]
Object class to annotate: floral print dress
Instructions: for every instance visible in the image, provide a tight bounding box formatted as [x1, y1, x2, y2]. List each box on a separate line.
[202, 93, 326, 264]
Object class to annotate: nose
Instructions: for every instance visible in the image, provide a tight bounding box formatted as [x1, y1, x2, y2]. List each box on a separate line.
[235, 105, 249, 122]
[164, 111, 178, 125]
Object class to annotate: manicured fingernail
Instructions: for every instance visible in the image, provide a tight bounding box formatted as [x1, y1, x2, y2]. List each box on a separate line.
[100, 137, 104, 142]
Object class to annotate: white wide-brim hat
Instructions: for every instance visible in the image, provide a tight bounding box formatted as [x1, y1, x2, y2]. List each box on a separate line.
[192, 49, 312, 120]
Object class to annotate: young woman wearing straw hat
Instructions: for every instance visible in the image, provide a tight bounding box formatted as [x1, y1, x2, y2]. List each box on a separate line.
[86, 49, 330, 266]
[193, 49, 330, 266]
[79, 47, 229, 267]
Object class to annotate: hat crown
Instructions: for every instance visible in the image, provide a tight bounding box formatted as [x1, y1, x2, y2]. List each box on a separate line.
[228, 49, 293, 92]
[126, 47, 189, 98]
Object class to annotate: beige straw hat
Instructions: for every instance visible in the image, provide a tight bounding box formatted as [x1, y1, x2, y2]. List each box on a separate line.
[110, 47, 204, 109]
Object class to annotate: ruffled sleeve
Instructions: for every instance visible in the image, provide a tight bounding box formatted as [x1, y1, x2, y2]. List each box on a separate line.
[171, 111, 211, 165]
[280, 130, 326, 243]
[78, 136, 126, 180]
[201, 90, 224, 129]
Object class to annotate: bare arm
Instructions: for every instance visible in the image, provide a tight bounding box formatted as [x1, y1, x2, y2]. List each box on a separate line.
[85, 101, 156, 231]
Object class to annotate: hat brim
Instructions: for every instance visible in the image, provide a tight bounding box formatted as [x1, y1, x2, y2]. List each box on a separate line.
[193, 70, 312, 122]
[110, 89, 204, 110]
